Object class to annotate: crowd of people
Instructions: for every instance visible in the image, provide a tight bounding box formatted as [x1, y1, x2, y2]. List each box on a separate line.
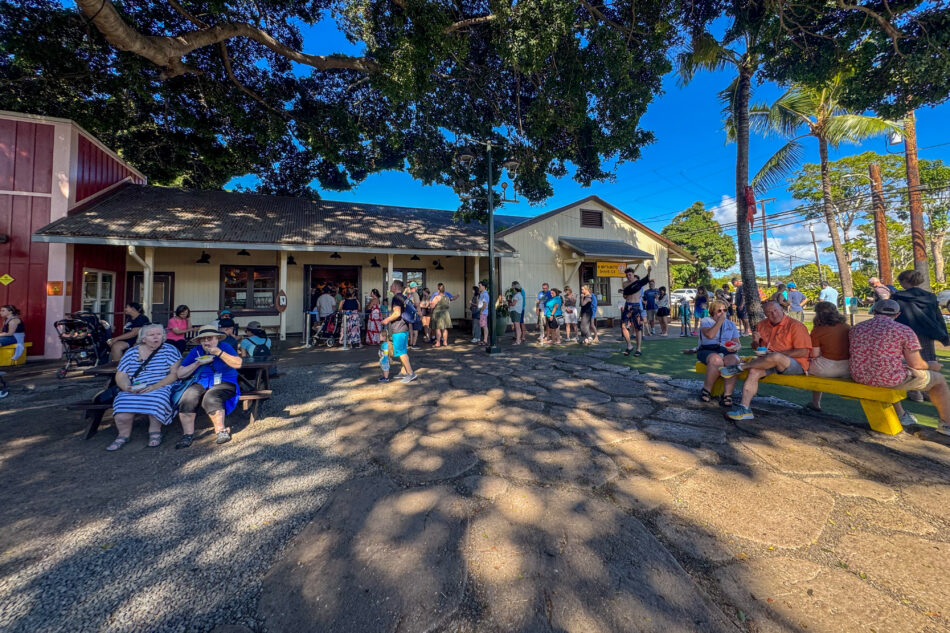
[694, 269, 950, 436]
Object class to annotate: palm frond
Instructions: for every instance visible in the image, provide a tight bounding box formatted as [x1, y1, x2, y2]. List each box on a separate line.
[719, 76, 741, 142]
[823, 114, 903, 147]
[751, 139, 806, 194]
[676, 32, 733, 85]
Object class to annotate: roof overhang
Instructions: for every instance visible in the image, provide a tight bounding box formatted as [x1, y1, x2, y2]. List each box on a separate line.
[558, 237, 655, 261]
[30, 233, 518, 257]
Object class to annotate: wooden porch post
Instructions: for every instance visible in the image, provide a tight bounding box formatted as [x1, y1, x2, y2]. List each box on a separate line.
[143, 246, 155, 320]
[278, 250, 288, 341]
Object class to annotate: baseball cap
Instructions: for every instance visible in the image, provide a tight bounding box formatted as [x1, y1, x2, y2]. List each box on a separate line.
[786, 282, 796, 289]
[246, 320, 262, 329]
[871, 299, 900, 316]
[409, 281, 419, 288]
[218, 318, 236, 329]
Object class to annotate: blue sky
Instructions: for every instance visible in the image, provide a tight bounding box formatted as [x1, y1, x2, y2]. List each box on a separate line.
[226, 17, 950, 276]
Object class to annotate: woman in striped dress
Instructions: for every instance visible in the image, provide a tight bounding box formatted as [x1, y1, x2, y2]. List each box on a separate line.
[107, 324, 182, 451]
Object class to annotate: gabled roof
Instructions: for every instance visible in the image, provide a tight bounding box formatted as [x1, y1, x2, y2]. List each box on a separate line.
[495, 195, 696, 263]
[32, 184, 516, 256]
[558, 237, 654, 260]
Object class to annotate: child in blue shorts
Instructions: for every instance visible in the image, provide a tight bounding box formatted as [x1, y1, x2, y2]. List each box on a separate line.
[378, 331, 393, 382]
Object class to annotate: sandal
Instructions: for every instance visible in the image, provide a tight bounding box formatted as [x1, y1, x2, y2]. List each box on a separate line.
[719, 394, 733, 407]
[623, 348, 631, 356]
[634, 350, 642, 357]
[700, 388, 712, 403]
[106, 436, 130, 452]
[175, 434, 194, 449]
[805, 403, 822, 414]
[215, 429, 232, 445]
[147, 432, 163, 448]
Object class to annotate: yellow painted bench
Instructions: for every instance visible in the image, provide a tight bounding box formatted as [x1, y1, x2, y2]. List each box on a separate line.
[0, 342, 31, 366]
[695, 361, 907, 435]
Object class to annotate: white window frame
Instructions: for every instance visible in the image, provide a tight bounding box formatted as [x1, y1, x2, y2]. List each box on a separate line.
[81, 268, 116, 322]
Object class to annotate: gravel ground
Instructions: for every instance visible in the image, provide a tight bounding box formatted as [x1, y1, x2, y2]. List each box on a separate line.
[0, 361, 362, 633]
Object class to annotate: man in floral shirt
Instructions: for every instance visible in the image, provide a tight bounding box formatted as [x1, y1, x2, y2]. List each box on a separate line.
[850, 299, 950, 434]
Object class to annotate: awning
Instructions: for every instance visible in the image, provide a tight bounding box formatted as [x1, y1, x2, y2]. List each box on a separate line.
[558, 237, 655, 261]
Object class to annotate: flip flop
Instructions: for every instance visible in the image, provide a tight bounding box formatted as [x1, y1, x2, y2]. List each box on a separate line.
[106, 436, 130, 452]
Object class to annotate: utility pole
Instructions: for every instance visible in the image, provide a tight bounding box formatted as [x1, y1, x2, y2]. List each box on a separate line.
[808, 224, 823, 283]
[904, 111, 930, 289]
[759, 198, 776, 287]
[789, 255, 793, 276]
[868, 163, 893, 285]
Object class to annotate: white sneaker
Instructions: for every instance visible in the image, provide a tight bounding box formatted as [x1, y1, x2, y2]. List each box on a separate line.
[898, 411, 919, 427]
[400, 373, 418, 383]
[936, 422, 950, 437]
[470, 338, 479, 343]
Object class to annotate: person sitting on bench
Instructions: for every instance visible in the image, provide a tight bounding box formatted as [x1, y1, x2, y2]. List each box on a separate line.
[849, 299, 950, 435]
[175, 326, 243, 448]
[721, 300, 811, 421]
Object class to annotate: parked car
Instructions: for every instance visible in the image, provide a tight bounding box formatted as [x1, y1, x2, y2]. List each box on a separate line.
[671, 288, 697, 303]
[936, 289, 950, 311]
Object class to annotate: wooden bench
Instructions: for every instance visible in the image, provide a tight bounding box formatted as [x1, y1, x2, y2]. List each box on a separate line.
[68, 390, 273, 439]
[0, 342, 32, 366]
[695, 361, 907, 435]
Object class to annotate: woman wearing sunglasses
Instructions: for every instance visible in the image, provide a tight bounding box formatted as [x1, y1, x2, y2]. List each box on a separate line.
[697, 299, 741, 406]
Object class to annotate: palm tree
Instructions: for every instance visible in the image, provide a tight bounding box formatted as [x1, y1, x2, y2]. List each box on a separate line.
[678, 27, 768, 322]
[751, 72, 902, 301]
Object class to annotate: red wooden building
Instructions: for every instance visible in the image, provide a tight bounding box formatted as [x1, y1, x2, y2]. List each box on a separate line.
[0, 111, 145, 358]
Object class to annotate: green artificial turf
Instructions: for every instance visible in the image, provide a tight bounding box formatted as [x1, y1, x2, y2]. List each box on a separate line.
[576, 334, 944, 430]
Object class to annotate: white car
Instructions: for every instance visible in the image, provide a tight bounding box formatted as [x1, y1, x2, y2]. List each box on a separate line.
[671, 288, 697, 303]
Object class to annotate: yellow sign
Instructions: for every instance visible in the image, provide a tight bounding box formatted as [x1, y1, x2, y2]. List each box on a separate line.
[0, 274, 13, 286]
[595, 262, 629, 278]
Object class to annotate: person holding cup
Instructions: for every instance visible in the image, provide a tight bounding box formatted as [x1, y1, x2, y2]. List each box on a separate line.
[805, 301, 851, 412]
[721, 300, 812, 421]
[175, 325, 243, 448]
[697, 300, 742, 406]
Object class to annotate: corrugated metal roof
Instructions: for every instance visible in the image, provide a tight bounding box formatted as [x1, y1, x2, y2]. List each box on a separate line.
[558, 237, 655, 260]
[33, 184, 516, 254]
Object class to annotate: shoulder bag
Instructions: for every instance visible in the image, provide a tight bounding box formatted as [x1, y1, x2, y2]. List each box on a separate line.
[93, 346, 161, 406]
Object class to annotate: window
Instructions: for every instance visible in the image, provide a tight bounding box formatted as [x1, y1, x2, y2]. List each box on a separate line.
[221, 265, 278, 313]
[580, 263, 611, 306]
[580, 208, 603, 228]
[82, 270, 115, 323]
[386, 268, 426, 291]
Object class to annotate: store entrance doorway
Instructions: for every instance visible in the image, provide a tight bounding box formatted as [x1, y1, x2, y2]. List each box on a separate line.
[304, 265, 361, 312]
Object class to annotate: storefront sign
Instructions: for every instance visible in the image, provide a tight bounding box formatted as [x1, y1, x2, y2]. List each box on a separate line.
[47, 281, 64, 296]
[595, 262, 629, 278]
[0, 274, 13, 286]
[276, 290, 288, 313]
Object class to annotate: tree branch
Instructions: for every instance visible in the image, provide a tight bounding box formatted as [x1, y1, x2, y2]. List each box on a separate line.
[443, 15, 496, 34]
[76, 0, 378, 77]
[834, 0, 903, 55]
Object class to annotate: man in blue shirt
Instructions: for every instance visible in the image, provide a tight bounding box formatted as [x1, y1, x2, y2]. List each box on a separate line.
[642, 281, 659, 336]
[818, 280, 839, 307]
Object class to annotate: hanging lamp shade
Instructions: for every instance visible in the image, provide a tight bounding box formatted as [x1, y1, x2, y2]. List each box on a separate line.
[369, 257, 381, 268]
[196, 251, 211, 264]
[287, 255, 297, 266]
[330, 252, 342, 259]
[237, 249, 251, 256]
[410, 254, 420, 261]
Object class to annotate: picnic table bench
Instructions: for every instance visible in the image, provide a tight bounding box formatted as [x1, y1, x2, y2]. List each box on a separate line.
[695, 361, 907, 435]
[69, 357, 277, 439]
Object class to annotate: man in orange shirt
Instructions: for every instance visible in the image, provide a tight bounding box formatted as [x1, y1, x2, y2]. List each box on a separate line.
[720, 300, 812, 420]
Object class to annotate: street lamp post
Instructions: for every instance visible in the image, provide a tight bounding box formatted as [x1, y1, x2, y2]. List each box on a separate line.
[458, 140, 518, 355]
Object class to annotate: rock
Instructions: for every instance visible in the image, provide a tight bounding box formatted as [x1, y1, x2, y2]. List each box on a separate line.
[802, 477, 897, 502]
[259, 474, 470, 633]
[460, 475, 510, 501]
[641, 420, 727, 446]
[740, 431, 859, 476]
[486, 443, 619, 487]
[464, 486, 735, 633]
[450, 372, 501, 391]
[715, 556, 936, 633]
[547, 406, 641, 446]
[609, 476, 673, 514]
[535, 387, 612, 407]
[586, 397, 654, 422]
[651, 406, 731, 430]
[845, 501, 936, 535]
[385, 428, 479, 482]
[901, 483, 950, 522]
[584, 375, 651, 397]
[837, 531, 950, 615]
[513, 426, 565, 446]
[677, 467, 835, 548]
[602, 439, 704, 481]
[654, 513, 736, 563]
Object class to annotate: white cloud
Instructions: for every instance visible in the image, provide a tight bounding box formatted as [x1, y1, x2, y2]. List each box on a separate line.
[708, 195, 736, 226]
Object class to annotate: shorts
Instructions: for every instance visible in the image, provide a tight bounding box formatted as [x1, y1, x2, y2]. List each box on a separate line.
[178, 383, 237, 415]
[412, 318, 423, 331]
[479, 313, 488, 328]
[764, 357, 805, 376]
[736, 309, 747, 320]
[807, 356, 850, 378]
[697, 346, 734, 364]
[895, 368, 940, 391]
[510, 310, 523, 323]
[563, 309, 578, 324]
[697, 308, 709, 318]
[789, 310, 805, 322]
[646, 309, 657, 321]
[621, 302, 643, 331]
[656, 307, 670, 318]
[392, 331, 409, 357]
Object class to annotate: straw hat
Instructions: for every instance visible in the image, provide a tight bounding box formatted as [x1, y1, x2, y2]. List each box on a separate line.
[194, 325, 227, 340]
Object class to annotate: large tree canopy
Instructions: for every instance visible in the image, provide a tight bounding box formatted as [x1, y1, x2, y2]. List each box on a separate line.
[1, 0, 678, 218]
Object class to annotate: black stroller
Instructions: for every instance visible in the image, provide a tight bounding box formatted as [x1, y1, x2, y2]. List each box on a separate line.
[311, 312, 343, 347]
[54, 312, 112, 378]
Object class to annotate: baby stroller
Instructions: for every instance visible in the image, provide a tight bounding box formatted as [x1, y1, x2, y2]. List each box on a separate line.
[311, 312, 343, 347]
[54, 312, 112, 378]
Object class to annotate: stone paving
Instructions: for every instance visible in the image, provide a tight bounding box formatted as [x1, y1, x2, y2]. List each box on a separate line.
[2, 342, 950, 632]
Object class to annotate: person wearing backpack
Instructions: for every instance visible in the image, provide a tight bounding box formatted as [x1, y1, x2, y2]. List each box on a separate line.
[239, 321, 272, 358]
[380, 279, 418, 383]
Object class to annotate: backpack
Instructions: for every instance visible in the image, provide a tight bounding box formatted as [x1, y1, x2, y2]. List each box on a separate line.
[401, 297, 419, 324]
[252, 341, 271, 358]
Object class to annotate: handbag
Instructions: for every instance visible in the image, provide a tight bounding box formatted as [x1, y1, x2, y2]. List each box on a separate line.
[93, 346, 160, 406]
[169, 376, 198, 409]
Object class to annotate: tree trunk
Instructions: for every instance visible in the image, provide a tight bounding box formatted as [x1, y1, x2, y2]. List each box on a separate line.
[818, 137, 854, 299]
[932, 232, 947, 284]
[734, 66, 762, 323]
